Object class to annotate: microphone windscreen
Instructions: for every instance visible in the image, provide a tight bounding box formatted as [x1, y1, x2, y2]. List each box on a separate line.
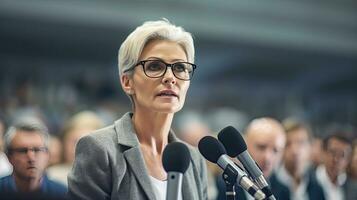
[198, 136, 226, 163]
[218, 126, 247, 157]
[162, 142, 191, 173]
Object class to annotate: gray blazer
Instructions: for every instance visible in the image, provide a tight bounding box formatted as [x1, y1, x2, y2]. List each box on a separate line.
[67, 112, 208, 200]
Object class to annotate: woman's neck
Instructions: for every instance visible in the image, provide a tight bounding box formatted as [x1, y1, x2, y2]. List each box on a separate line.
[132, 109, 173, 154]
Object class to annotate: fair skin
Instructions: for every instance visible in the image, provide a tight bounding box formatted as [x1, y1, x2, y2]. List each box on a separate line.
[322, 137, 351, 184]
[0, 121, 4, 151]
[310, 137, 323, 167]
[8, 131, 49, 192]
[350, 145, 357, 179]
[283, 128, 311, 189]
[245, 118, 286, 177]
[48, 136, 63, 166]
[121, 40, 190, 180]
[63, 127, 93, 163]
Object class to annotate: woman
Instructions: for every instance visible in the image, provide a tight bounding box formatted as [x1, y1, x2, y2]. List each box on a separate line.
[67, 19, 208, 200]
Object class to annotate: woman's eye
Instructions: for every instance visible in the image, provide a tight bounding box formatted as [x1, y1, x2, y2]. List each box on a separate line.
[146, 61, 164, 71]
[174, 64, 186, 72]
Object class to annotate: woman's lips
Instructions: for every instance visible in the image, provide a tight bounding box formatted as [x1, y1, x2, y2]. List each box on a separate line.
[157, 90, 178, 98]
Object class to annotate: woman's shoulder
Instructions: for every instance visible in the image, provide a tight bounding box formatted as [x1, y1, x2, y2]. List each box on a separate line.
[90, 124, 117, 141]
[77, 123, 118, 152]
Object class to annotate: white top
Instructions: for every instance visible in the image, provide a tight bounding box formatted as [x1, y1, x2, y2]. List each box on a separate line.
[315, 165, 346, 200]
[149, 176, 183, 200]
[0, 152, 12, 178]
[276, 165, 309, 200]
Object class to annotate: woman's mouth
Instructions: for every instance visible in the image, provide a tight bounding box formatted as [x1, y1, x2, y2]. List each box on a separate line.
[157, 90, 178, 98]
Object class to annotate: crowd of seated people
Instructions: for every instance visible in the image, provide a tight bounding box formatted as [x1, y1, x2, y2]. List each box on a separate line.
[0, 110, 356, 200]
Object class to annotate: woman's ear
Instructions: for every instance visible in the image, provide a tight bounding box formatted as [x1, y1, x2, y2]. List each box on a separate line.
[121, 74, 134, 95]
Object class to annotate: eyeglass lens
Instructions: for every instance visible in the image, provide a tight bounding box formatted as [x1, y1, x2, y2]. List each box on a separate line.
[143, 60, 193, 80]
[10, 147, 48, 154]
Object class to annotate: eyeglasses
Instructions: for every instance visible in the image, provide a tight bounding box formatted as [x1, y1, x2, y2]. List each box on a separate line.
[123, 59, 196, 81]
[326, 148, 350, 159]
[9, 147, 48, 155]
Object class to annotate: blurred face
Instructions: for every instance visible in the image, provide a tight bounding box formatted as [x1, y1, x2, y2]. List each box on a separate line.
[283, 128, 311, 175]
[246, 129, 286, 177]
[0, 122, 4, 151]
[350, 147, 357, 178]
[323, 138, 351, 180]
[180, 123, 210, 147]
[122, 40, 190, 114]
[48, 137, 63, 166]
[64, 128, 91, 163]
[8, 131, 49, 181]
[310, 138, 323, 167]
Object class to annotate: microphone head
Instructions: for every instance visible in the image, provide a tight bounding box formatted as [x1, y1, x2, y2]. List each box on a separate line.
[162, 142, 191, 173]
[198, 136, 226, 163]
[218, 126, 247, 157]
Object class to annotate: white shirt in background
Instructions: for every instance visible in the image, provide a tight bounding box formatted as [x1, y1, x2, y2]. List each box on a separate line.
[315, 165, 346, 200]
[149, 176, 183, 200]
[276, 165, 309, 200]
[0, 152, 13, 178]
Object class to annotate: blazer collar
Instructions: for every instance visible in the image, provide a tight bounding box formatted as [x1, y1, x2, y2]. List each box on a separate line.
[114, 112, 180, 146]
[114, 112, 195, 200]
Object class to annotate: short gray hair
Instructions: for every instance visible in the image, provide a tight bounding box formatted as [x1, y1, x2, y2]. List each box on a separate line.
[118, 19, 195, 77]
[4, 118, 50, 155]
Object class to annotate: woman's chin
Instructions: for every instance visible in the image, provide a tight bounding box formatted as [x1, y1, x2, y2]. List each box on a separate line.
[154, 104, 182, 113]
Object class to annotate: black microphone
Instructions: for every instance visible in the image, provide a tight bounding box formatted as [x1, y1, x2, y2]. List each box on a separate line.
[198, 136, 266, 200]
[162, 142, 191, 200]
[218, 126, 276, 200]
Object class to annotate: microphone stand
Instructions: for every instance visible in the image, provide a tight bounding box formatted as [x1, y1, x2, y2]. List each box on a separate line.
[222, 165, 237, 200]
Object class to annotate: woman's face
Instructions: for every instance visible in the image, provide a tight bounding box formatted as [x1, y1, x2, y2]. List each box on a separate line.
[123, 40, 190, 114]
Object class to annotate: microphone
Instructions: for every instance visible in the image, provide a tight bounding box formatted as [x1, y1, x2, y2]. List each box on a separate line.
[198, 136, 266, 200]
[162, 142, 191, 200]
[218, 126, 276, 200]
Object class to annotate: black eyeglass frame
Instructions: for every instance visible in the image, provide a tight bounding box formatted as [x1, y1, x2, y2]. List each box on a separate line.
[123, 59, 197, 81]
[8, 147, 48, 154]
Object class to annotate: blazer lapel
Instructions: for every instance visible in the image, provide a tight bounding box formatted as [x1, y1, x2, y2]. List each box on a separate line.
[115, 113, 194, 200]
[114, 113, 156, 200]
[124, 147, 157, 200]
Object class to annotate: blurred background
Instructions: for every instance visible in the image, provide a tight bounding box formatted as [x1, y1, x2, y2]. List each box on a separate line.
[1, 0, 357, 135]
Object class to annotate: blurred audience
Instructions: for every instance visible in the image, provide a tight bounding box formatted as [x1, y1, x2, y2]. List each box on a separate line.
[345, 140, 357, 200]
[47, 111, 104, 185]
[310, 136, 324, 169]
[276, 119, 325, 200]
[47, 136, 63, 167]
[0, 116, 12, 178]
[175, 111, 219, 200]
[216, 117, 289, 200]
[0, 117, 66, 198]
[316, 131, 353, 200]
[175, 111, 210, 147]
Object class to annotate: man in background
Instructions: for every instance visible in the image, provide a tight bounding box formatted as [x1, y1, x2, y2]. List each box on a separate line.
[217, 117, 289, 200]
[0, 118, 66, 199]
[277, 119, 325, 200]
[316, 131, 352, 200]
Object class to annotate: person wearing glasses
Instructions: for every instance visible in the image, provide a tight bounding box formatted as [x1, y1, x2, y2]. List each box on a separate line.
[67, 19, 207, 200]
[315, 131, 352, 200]
[0, 118, 67, 199]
